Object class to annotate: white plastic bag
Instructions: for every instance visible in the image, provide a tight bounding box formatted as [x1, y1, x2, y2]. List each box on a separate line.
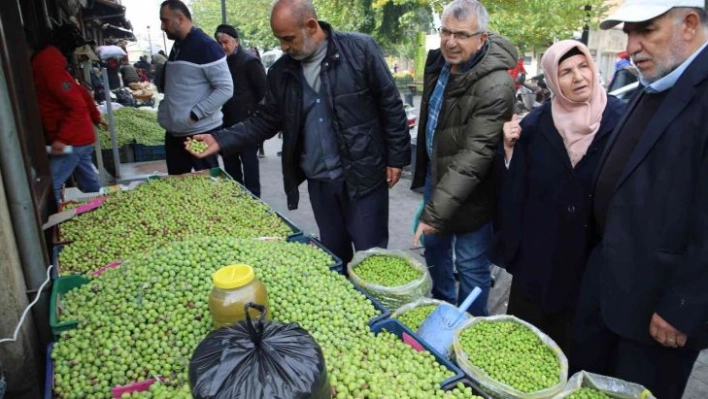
[347, 248, 432, 311]
[452, 315, 569, 399]
[552, 371, 656, 399]
[97, 45, 126, 60]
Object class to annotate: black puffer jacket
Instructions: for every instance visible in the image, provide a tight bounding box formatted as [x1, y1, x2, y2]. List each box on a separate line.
[212, 21, 410, 210]
[222, 47, 267, 127]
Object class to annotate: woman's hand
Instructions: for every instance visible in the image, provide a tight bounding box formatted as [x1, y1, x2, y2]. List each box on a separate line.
[503, 114, 522, 163]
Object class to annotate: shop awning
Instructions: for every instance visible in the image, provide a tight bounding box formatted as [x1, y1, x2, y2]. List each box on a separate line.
[82, 0, 135, 41]
[102, 23, 136, 41]
[82, 0, 126, 20]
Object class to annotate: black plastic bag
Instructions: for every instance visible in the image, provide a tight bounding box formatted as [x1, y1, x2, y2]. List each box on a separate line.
[189, 303, 331, 399]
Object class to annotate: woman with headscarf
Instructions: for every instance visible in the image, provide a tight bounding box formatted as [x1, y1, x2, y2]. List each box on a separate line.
[492, 40, 626, 355]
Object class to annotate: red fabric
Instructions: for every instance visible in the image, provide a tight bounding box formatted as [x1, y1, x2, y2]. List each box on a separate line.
[508, 59, 527, 88]
[31, 46, 97, 146]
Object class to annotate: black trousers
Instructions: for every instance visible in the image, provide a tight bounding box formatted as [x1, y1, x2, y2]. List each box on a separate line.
[308, 179, 388, 267]
[223, 145, 261, 197]
[572, 263, 700, 399]
[165, 131, 218, 175]
[507, 276, 575, 357]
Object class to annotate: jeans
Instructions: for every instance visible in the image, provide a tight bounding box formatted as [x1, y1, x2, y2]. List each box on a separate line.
[423, 170, 492, 316]
[49, 144, 102, 204]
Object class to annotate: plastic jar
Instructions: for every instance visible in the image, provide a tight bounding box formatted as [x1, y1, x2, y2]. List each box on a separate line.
[209, 264, 270, 329]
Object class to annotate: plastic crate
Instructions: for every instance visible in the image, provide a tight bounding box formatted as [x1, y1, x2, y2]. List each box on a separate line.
[354, 285, 391, 327]
[44, 344, 54, 399]
[207, 167, 303, 239]
[440, 377, 492, 399]
[111, 378, 162, 398]
[49, 275, 90, 338]
[45, 343, 162, 399]
[95, 146, 134, 177]
[50, 246, 61, 280]
[286, 235, 343, 273]
[370, 318, 466, 389]
[52, 198, 109, 247]
[132, 142, 166, 162]
[51, 201, 79, 246]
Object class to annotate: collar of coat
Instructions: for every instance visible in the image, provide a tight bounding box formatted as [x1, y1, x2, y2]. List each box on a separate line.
[424, 33, 518, 95]
[279, 21, 341, 76]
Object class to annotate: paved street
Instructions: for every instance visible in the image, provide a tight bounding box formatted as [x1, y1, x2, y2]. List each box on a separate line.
[117, 99, 705, 398]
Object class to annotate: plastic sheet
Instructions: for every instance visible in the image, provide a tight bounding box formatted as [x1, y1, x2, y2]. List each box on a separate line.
[189, 304, 331, 399]
[552, 371, 656, 399]
[347, 248, 432, 311]
[452, 315, 569, 399]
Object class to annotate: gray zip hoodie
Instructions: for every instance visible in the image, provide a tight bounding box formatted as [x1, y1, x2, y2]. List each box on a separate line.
[158, 27, 233, 136]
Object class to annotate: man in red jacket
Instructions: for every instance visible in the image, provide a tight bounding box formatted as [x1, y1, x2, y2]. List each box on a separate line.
[30, 24, 106, 203]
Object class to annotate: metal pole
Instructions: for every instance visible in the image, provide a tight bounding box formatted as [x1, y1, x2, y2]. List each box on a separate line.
[102, 68, 121, 179]
[581, 5, 592, 45]
[93, 123, 107, 186]
[221, 0, 227, 24]
[162, 31, 168, 54]
[147, 26, 154, 59]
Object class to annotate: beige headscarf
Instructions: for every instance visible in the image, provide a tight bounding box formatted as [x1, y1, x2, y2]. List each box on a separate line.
[542, 40, 607, 166]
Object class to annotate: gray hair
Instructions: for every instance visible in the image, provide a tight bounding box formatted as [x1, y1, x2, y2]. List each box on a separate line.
[441, 0, 489, 32]
[672, 7, 708, 28]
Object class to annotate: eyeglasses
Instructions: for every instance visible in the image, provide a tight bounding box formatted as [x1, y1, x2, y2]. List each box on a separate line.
[437, 27, 485, 41]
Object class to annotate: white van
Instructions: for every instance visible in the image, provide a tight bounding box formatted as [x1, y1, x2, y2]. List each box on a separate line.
[261, 49, 284, 73]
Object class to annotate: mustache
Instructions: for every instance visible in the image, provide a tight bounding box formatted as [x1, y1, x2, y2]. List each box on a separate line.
[632, 54, 651, 63]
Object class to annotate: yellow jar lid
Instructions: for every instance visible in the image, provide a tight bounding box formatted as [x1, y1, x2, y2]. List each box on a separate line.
[212, 264, 255, 290]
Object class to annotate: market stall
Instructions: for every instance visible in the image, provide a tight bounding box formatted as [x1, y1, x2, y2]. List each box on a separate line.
[43, 170, 653, 399]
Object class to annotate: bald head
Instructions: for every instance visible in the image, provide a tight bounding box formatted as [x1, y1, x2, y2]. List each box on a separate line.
[270, 0, 324, 60]
[271, 0, 317, 28]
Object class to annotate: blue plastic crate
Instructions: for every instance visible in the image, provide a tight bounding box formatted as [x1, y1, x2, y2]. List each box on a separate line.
[354, 286, 391, 327]
[440, 377, 492, 399]
[131, 142, 166, 162]
[286, 235, 343, 273]
[50, 245, 61, 280]
[208, 168, 303, 240]
[370, 318, 466, 388]
[148, 168, 304, 240]
[44, 344, 53, 399]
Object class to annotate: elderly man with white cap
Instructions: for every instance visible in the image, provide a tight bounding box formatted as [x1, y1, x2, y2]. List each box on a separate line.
[572, 1, 708, 397]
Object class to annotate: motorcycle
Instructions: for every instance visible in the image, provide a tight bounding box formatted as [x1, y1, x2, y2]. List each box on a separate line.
[514, 74, 549, 114]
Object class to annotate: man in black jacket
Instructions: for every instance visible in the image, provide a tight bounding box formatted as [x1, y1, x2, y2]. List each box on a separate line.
[186, 0, 410, 265]
[214, 24, 267, 197]
[573, 1, 708, 397]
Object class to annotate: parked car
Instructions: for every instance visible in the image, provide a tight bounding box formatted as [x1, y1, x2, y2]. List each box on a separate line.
[261, 49, 283, 73]
[405, 102, 417, 131]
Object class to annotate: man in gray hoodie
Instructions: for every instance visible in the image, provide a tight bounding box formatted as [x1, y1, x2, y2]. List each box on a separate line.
[158, 0, 233, 174]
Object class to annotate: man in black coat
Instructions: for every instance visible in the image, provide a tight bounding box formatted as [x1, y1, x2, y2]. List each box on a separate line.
[185, 0, 409, 265]
[214, 25, 267, 197]
[573, 2, 708, 398]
